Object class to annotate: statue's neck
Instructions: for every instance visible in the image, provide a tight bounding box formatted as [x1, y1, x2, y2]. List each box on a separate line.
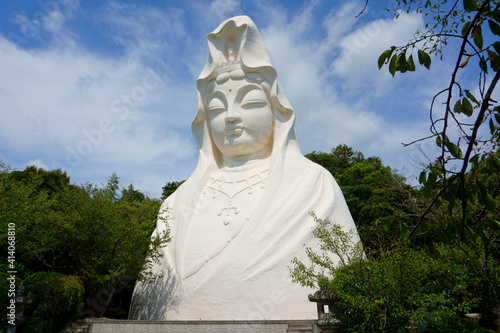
[220, 147, 271, 169]
[221, 150, 271, 172]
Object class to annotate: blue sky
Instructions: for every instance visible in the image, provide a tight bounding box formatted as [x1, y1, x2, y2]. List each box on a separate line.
[0, 0, 457, 198]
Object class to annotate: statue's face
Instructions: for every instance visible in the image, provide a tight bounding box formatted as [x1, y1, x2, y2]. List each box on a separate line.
[208, 77, 274, 157]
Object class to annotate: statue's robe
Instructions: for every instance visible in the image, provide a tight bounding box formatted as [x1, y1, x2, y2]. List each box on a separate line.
[129, 15, 360, 320]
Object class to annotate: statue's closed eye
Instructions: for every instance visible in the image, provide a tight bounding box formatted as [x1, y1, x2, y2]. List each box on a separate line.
[240, 89, 268, 110]
[208, 98, 226, 112]
[241, 100, 268, 109]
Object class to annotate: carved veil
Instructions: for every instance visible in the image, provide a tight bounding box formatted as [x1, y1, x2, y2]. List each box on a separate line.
[130, 16, 359, 321]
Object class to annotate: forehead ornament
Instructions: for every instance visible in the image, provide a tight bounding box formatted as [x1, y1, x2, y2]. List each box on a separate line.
[215, 40, 243, 78]
[209, 40, 265, 90]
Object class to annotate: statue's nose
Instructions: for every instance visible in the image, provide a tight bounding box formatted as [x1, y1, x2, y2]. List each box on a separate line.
[225, 105, 242, 123]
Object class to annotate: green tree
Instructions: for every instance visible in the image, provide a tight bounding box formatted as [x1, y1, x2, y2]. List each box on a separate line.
[0, 167, 170, 331]
[103, 172, 120, 201]
[22, 272, 84, 330]
[8, 166, 70, 195]
[121, 184, 146, 203]
[161, 180, 185, 200]
[306, 144, 364, 184]
[306, 145, 419, 254]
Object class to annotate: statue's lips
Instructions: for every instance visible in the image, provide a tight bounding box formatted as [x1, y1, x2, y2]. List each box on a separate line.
[225, 126, 243, 136]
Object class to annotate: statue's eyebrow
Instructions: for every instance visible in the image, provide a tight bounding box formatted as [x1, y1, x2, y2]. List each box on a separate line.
[235, 83, 260, 98]
[208, 89, 226, 101]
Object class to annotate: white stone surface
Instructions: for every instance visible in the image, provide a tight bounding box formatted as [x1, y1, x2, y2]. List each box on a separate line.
[129, 15, 360, 321]
[85, 319, 309, 333]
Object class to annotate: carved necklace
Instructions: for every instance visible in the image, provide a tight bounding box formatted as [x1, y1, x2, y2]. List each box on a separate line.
[183, 168, 268, 281]
[202, 169, 268, 225]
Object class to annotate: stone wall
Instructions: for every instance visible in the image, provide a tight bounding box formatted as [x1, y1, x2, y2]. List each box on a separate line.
[82, 319, 316, 333]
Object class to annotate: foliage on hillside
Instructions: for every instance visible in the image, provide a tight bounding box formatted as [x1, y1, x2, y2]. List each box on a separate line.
[306, 145, 419, 254]
[0, 167, 169, 332]
[297, 141, 499, 332]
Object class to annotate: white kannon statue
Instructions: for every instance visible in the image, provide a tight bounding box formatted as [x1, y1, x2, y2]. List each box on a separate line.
[129, 15, 360, 321]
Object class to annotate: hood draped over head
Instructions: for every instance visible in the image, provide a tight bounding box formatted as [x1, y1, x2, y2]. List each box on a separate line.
[192, 15, 298, 170]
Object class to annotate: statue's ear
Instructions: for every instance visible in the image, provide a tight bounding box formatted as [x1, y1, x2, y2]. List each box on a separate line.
[271, 81, 293, 118]
[274, 107, 292, 124]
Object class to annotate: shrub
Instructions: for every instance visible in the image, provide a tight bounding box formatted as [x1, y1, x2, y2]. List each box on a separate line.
[415, 311, 490, 333]
[22, 272, 84, 331]
[326, 247, 484, 332]
[290, 214, 492, 332]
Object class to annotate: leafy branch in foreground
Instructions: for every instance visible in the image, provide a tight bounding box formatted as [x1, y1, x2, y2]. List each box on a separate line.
[289, 213, 364, 290]
[377, 0, 499, 328]
[379, 0, 499, 228]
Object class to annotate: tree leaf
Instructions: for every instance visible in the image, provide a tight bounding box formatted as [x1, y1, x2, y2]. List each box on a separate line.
[493, 42, 500, 55]
[417, 49, 431, 69]
[383, 219, 391, 232]
[489, 19, 500, 36]
[445, 140, 463, 159]
[447, 197, 456, 213]
[436, 135, 442, 147]
[418, 171, 427, 184]
[378, 53, 387, 69]
[470, 153, 480, 172]
[462, 97, 473, 116]
[426, 245, 441, 258]
[435, 196, 442, 209]
[464, 90, 480, 106]
[463, 0, 476, 12]
[459, 55, 470, 68]
[462, 21, 471, 37]
[454, 99, 463, 114]
[477, 179, 487, 196]
[422, 170, 437, 198]
[488, 219, 500, 231]
[378, 48, 395, 69]
[407, 54, 416, 71]
[489, 50, 500, 71]
[473, 24, 483, 50]
[435, 229, 449, 242]
[389, 54, 397, 76]
[484, 193, 496, 212]
[396, 52, 408, 73]
[446, 224, 459, 237]
[493, 156, 500, 168]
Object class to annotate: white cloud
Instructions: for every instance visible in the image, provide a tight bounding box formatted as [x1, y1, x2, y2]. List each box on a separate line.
[10, 0, 80, 48]
[0, 10, 198, 197]
[22, 159, 50, 170]
[332, 11, 425, 94]
[206, 0, 241, 22]
[100, 1, 189, 71]
[187, 0, 242, 35]
[259, 3, 388, 155]
[318, 1, 360, 57]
